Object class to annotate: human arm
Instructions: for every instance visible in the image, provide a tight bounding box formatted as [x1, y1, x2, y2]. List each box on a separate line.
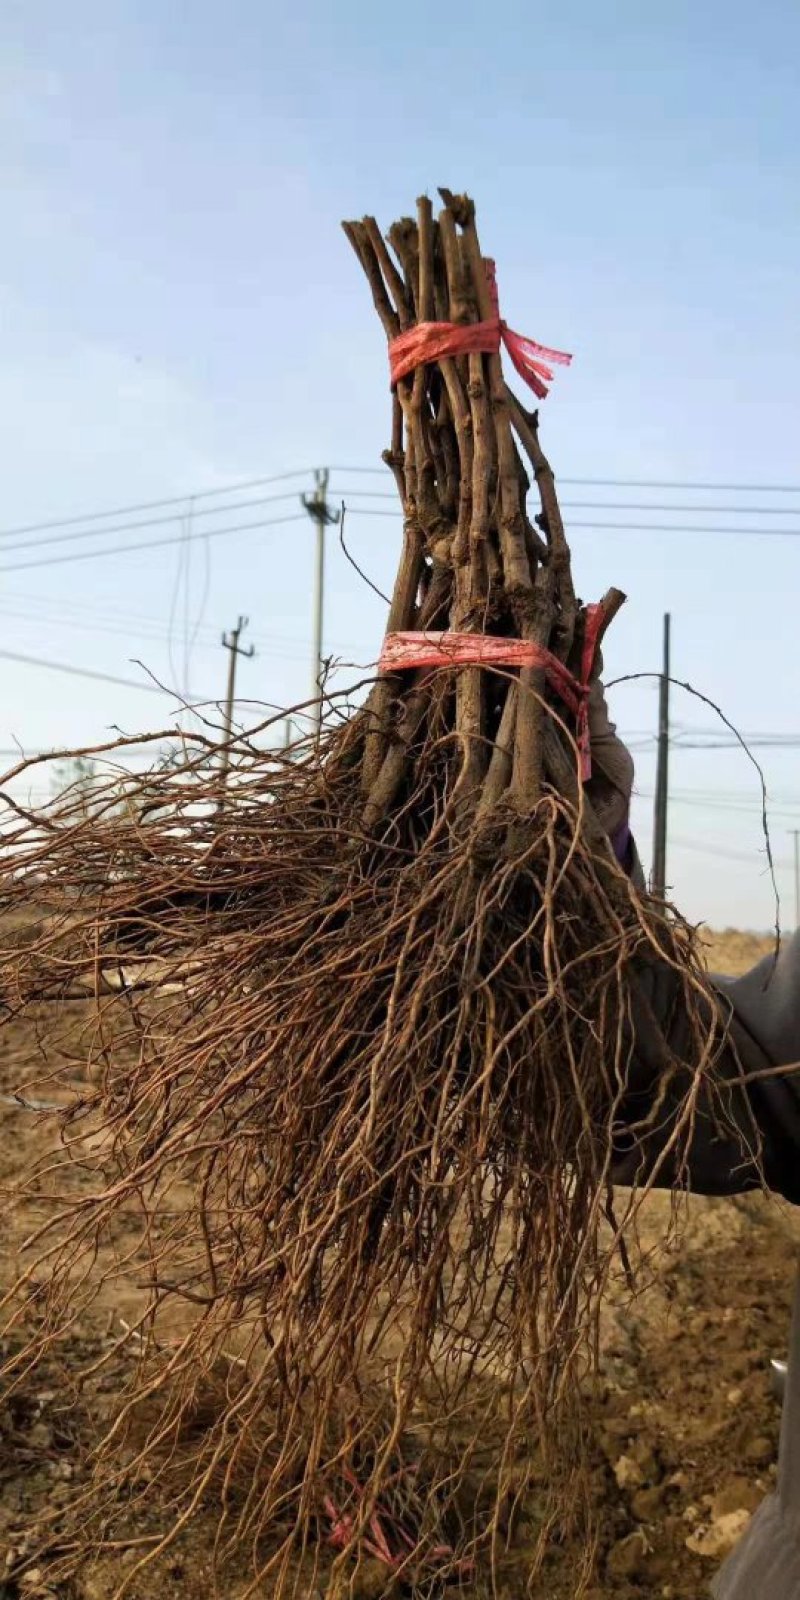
[613, 939, 800, 1203]
[587, 676, 800, 1203]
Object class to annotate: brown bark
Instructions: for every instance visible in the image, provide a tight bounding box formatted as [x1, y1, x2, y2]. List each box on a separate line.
[342, 190, 623, 840]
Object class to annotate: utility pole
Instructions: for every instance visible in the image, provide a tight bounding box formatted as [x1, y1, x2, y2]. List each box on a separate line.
[651, 612, 671, 898]
[301, 468, 340, 732]
[791, 829, 800, 929]
[218, 616, 255, 805]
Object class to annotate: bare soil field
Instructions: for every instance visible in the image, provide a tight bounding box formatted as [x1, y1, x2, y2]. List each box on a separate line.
[2, 928, 797, 1600]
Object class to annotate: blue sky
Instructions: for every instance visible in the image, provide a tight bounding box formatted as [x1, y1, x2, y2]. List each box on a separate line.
[1, 0, 798, 930]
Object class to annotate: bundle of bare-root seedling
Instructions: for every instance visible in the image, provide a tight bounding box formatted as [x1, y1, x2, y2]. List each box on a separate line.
[0, 192, 735, 1598]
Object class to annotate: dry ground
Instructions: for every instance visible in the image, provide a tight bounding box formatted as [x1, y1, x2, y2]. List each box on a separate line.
[2, 929, 796, 1600]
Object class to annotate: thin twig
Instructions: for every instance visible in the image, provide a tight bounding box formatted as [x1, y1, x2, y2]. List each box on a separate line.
[338, 504, 391, 606]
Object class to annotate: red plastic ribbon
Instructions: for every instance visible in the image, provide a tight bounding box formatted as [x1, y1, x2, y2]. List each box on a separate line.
[388, 259, 572, 400]
[379, 607, 605, 781]
[323, 1466, 474, 1576]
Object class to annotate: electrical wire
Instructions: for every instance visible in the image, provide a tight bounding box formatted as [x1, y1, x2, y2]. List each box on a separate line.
[0, 648, 208, 698]
[627, 733, 800, 751]
[337, 491, 800, 516]
[636, 789, 800, 818]
[345, 509, 800, 538]
[0, 490, 304, 555]
[0, 512, 308, 574]
[0, 599, 364, 660]
[0, 470, 315, 541]
[673, 739, 800, 750]
[669, 835, 792, 867]
[330, 468, 800, 493]
[4, 467, 800, 555]
[0, 746, 168, 761]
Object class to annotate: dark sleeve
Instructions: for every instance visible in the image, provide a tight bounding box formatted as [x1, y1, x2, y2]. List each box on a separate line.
[614, 951, 800, 1204]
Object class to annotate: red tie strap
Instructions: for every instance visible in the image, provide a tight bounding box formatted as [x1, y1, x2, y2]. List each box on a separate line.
[379, 604, 605, 781]
[388, 259, 572, 401]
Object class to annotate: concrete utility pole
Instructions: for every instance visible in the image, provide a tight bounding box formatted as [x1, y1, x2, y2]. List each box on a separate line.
[791, 829, 800, 929]
[301, 469, 340, 732]
[651, 612, 671, 898]
[218, 616, 255, 805]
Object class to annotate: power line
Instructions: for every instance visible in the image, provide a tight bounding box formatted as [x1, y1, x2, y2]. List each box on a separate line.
[5, 473, 800, 564]
[569, 521, 800, 539]
[674, 738, 800, 750]
[12, 493, 800, 562]
[0, 599, 220, 650]
[0, 490, 305, 556]
[558, 479, 800, 494]
[670, 835, 792, 868]
[627, 733, 800, 749]
[0, 469, 314, 541]
[0, 597, 365, 659]
[637, 789, 800, 818]
[623, 724, 800, 740]
[0, 746, 173, 762]
[532, 501, 800, 517]
[0, 647, 209, 698]
[675, 726, 799, 740]
[630, 741, 800, 752]
[346, 509, 800, 538]
[0, 512, 308, 575]
[330, 468, 800, 494]
[625, 726, 800, 746]
[671, 786, 800, 803]
[6, 465, 800, 546]
[3, 585, 204, 632]
[339, 492, 800, 517]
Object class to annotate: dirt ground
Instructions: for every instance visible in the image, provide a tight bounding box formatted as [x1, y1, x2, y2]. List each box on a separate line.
[2, 928, 796, 1600]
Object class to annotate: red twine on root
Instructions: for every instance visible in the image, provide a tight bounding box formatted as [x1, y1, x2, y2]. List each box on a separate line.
[388, 258, 572, 400]
[323, 1466, 474, 1577]
[379, 603, 606, 781]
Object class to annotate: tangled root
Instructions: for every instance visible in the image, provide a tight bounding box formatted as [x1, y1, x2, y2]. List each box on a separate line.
[0, 705, 732, 1597]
